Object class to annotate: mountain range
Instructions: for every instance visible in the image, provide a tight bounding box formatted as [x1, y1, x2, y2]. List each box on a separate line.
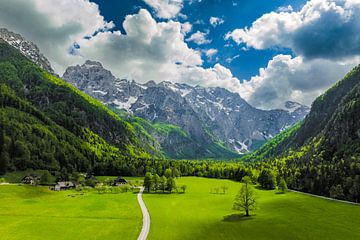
[0, 28, 310, 159]
[62, 60, 309, 157]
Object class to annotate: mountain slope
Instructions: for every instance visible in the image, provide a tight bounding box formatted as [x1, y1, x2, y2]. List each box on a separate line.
[0, 28, 54, 74]
[246, 65, 360, 202]
[62, 61, 309, 157]
[0, 40, 159, 175]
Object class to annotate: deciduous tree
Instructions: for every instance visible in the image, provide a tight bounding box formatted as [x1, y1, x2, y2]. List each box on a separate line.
[233, 176, 256, 217]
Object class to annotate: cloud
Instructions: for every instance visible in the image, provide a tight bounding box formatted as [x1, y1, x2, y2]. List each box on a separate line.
[0, 1, 243, 95]
[177, 64, 243, 93]
[223, 0, 360, 109]
[0, 0, 114, 73]
[225, 54, 240, 63]
[77, 9, 203, 80]
[186, 30, 211, 45]
[209, 17, 224, 27]
[276, 5, 293, 12]
[181, 22, 192, 35]
[204, 48, 218, 61]
[240, 54, 357, 109]
[143, 0, 184, 19]
[225, 0, 360, 60]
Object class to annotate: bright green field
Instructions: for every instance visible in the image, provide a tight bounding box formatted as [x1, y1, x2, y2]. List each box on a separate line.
[143, 177, 360, 240]
[0, 184, 142, 240]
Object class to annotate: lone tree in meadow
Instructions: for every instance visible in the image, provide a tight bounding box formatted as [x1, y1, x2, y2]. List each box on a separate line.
[233, 176, 256, 217]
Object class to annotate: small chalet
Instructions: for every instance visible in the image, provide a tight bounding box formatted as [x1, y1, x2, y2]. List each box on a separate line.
[22, 175, 40, 185]
[51, 181, 77, 191]
[113, 176, 127, 186]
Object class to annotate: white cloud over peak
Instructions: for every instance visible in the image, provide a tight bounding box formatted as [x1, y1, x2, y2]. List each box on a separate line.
[0, 0, 113, 73]
[240, 54, 356, 109]
[225, 0, 360, 109]
[209, 17, 224, 27]
[0, 0, 243, 98]
[186, 30, 211, 45]
[143, 0, 184, 19]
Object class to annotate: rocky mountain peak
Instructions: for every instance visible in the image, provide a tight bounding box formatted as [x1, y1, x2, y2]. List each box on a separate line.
[0, 28, 55, 74]
[84, 60, 103, 68]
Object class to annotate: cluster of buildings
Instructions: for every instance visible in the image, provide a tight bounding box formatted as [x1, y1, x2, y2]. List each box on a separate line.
[21, 174, 128, 191]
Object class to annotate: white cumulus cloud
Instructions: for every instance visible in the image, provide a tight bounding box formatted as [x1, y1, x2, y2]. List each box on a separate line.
[226, 0, 360, 60]
[225, 0, 360, 109]
[209, 17, 224, 27]
[186, 30, 211, 45]
[143, 0, 184, 19]
[240, 54, 357, 109]
[0, 1, 243, 98]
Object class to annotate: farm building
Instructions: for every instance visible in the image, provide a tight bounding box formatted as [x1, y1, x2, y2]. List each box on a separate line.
[114, 177, 127, 186]
[51, 181, 78, 191]
[22, 175, 40, 185]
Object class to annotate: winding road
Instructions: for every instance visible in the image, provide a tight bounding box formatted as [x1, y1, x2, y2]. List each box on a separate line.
[137, 187, 150, 240]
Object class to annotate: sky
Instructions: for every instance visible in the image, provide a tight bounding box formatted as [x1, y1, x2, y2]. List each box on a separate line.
[0, 0, 359, 109]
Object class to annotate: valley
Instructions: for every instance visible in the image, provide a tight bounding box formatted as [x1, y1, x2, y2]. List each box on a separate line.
[1, 0, 360, 239]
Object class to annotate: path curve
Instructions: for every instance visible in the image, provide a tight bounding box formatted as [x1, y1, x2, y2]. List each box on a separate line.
[289, 189, 359, 205]
[137, 187, 150, 240]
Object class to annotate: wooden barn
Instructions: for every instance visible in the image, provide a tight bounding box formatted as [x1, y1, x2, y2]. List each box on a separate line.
[113, 177, 127, 186]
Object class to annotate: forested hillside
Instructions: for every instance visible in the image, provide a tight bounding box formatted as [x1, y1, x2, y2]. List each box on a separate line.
[244, 65, 360, 202]
[0, 40, 160, 176]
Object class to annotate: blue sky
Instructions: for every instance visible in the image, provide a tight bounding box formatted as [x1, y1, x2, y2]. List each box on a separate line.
[0, 0, 358, 110]
[91, 0, 305, 80]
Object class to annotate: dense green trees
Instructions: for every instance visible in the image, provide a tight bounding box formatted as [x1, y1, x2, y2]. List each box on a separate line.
[144, 172, 153, 192]
[258, 169, 277, 189]
[143, 172, 178, 193]
[0, 40, 156, 177]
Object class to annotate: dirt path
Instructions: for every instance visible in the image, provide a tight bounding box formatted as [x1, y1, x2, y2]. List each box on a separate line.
[289, 189, 359, 205]
[137, 187, 150, 240]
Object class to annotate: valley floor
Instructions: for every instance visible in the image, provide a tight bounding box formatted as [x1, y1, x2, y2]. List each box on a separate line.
[143, 177, 360, 240]
[0, 177, 359, 240]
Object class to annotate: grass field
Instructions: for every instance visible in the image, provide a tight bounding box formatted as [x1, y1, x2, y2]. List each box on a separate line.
[143, 177, 360, 240]
[0, 176, 359, 240]
[0, 182, 142, 240]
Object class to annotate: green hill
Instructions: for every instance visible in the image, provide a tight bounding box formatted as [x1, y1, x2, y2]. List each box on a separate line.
[0, 40, 161, 176]
[243, 65, 360, 202]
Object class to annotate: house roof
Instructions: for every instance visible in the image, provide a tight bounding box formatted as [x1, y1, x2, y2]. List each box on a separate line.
[57, 181, 75, 187]
[114, 177, 127, 182]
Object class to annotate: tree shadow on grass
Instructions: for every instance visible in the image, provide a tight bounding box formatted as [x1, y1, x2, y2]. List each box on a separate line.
[222, 213, 255, 222]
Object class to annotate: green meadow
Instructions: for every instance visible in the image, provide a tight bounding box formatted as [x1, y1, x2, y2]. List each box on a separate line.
[0, 177, 359, 240]
[0, 184, 142, 240]
[143, 177, 360, 240]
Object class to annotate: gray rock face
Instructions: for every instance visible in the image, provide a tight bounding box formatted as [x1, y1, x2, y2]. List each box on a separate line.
[0, 28, 54, 74]
[63, 61, 310, 154]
